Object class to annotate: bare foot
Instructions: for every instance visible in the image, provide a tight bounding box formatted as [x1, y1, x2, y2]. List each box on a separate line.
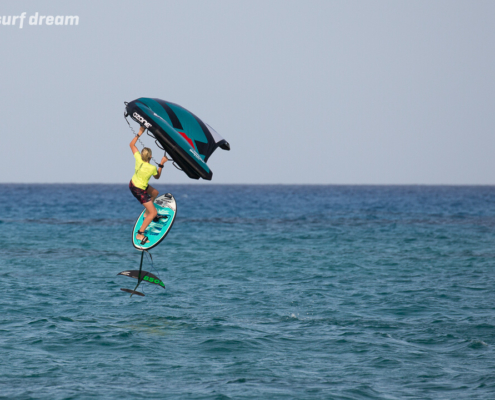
[136, 233, 149, 243]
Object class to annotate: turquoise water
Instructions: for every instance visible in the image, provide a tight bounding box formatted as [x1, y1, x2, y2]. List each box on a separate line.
[1, 185, 495, 399]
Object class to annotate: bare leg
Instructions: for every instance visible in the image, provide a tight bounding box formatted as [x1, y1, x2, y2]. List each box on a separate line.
[144, 185, 159, 217]
[136, 201, 157, 242]
[147, 185, 159, 203]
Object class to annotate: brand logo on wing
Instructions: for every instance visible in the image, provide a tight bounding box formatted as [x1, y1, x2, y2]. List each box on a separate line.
[189, 148, 204, 163]
[133, 112, 152, 129]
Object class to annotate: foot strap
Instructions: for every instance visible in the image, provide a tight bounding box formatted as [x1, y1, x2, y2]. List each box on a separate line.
[136, 231, 149, 245]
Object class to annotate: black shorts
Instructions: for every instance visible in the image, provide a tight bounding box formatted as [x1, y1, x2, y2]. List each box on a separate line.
[129, 180, 151, 204]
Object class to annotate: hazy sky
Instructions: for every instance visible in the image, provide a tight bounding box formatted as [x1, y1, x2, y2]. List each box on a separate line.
[1, 0, 494, 184]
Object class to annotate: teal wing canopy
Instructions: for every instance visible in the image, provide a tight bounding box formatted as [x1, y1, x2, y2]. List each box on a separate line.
[125, 98, 230, 180]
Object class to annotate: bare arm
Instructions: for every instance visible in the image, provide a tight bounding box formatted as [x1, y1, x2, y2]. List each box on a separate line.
[153, 155, 169, 179]
[129, 126, 146, 154]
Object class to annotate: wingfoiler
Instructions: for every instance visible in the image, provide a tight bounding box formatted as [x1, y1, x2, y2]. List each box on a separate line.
[120, 98, 230, 297]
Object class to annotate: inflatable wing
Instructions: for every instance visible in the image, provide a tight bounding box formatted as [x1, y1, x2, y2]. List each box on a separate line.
[125, 98, 230, 180]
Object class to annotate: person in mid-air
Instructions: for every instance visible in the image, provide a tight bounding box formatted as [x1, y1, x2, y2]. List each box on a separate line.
[129, 126, 168, 244]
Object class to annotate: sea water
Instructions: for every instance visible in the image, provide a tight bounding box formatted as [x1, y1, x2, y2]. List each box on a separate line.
[1, 184, 494, 399]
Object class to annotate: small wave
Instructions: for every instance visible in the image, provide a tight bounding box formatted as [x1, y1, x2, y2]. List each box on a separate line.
[469, 339, 488, 349]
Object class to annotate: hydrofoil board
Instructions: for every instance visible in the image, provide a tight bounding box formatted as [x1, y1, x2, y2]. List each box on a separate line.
[132, 193, 176, 251]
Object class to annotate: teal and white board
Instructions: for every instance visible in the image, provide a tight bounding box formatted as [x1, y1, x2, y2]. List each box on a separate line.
[132, 193, 177, 251]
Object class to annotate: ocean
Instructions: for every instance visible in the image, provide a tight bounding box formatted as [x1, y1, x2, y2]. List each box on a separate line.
[1, 184, 494, 399]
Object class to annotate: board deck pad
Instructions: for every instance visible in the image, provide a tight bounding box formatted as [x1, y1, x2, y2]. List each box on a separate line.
[132, 193, 177, 250]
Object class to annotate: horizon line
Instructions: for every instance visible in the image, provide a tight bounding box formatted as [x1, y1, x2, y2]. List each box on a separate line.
[1, 182, 494, 187]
